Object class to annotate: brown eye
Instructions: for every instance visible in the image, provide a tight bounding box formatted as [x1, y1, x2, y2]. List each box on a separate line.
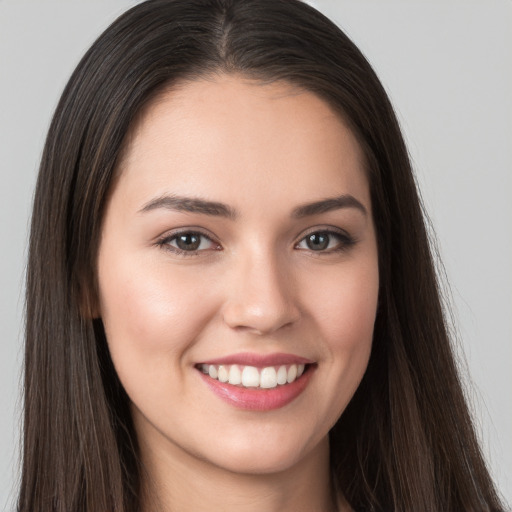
[176, 233, 201, 251]
[159, 231, 219, 254]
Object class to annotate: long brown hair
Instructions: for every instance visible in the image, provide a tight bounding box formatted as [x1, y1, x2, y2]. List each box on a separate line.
[20, 1, 506, 511]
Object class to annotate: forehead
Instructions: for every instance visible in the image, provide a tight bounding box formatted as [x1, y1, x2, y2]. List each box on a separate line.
[115, 74, 370, 213]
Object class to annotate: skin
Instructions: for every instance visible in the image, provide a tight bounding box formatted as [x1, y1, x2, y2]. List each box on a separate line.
[97, 75, 379, 512]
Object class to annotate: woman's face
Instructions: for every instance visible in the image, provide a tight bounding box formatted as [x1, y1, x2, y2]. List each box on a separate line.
[97, 75, 379, 475]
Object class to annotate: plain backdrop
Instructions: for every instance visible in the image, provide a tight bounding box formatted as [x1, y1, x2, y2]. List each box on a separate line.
[1, 1, 510, 510]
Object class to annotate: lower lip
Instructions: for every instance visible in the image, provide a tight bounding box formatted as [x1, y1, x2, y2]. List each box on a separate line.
[197, 366, 315, 411]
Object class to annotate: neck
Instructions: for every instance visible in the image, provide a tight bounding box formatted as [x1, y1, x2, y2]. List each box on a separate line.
[138, 434, 347, 512]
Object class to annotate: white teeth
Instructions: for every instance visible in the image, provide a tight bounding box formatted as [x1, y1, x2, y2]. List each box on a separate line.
[287, 364, 297, 383]
[200, 363, 309, 388]
[277, 365, 288, 385]
[228, 365, 242, 385]
[242, 366, 260, 387]
[217, 365, 229, 383]
[260, 367, 277, 388]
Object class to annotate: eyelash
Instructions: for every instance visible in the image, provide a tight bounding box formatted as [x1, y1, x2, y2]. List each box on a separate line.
[155, 229, 221, 257]
[295, 228, 356, 254]
[155, 227, 356, 256]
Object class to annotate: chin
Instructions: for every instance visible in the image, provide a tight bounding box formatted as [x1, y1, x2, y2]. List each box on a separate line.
[198, 431, 326, 476]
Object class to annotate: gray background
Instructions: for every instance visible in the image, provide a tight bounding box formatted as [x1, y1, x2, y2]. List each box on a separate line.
[1, 0, 510, 509]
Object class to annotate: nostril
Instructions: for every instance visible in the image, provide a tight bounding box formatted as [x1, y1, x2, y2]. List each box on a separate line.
[222, 300, 300, 335]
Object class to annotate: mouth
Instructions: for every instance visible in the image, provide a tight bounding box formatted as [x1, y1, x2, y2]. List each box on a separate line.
[194, 354, 316, 411]
[196, 362, 310, 389]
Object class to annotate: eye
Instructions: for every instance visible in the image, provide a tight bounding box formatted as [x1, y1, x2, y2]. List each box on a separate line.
[295, 230, 354, 253]
[158, 230, 220, 255]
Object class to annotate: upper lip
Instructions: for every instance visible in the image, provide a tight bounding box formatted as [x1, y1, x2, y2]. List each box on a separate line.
[197, 352, 314, 367]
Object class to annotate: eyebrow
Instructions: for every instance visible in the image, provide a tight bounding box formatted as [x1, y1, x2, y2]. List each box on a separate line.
[139, 193, 367, 219]
[292, 195, 368, 218]
[139, 194, 237, 219]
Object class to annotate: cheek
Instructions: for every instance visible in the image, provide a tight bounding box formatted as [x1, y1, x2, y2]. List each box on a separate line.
[303, 257, 378, 401]
[97, 251, 218, 369]
[312, 261, 378, 349]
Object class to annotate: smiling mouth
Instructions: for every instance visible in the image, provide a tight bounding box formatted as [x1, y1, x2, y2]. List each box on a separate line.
[196, 363, 312, 389]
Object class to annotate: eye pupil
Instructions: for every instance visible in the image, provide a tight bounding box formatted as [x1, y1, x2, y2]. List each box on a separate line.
[306, 232, 329, 251]
[176, 233, 200, 251]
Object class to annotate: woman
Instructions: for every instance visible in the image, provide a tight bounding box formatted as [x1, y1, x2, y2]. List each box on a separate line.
[18, 0, 506, 511]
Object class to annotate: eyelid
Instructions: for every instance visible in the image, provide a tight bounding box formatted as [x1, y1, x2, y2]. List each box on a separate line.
[154, 225, 356, 256]
[155, 227, 221, 255]
[294, 226, 356, 252]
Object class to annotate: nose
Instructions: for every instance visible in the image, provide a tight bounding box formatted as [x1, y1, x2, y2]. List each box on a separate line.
[221, 250, 301, 335]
